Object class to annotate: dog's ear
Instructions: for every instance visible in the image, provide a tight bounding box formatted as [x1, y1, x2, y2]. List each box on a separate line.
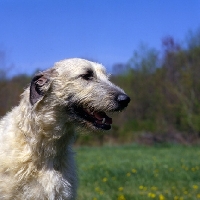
[30, 70, 52, 105]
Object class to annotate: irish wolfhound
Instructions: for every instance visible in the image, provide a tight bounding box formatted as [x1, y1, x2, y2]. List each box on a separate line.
[0, 58, 130, 199]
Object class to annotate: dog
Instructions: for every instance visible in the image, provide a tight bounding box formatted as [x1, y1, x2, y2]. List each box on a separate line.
[0, 58, 130, 199]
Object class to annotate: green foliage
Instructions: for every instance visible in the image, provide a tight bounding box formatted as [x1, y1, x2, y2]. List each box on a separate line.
[109, 30, 200, 144]
[76, 145, 200, 200]
[0, 74, 31, 116]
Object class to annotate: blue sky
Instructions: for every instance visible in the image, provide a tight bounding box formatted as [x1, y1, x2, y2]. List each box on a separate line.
[0, 0, 200, 76]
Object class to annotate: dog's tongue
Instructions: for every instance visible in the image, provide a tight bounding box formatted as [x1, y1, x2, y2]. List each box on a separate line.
[94, 111, 112, 125]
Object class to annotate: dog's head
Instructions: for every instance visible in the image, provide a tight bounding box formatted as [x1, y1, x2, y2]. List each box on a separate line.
[30, 58, 130, 131]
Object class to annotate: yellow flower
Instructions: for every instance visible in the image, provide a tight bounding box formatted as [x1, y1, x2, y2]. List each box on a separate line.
[159, 194, 165, 200]
[118, 194, 126, 200]
[191, 167, 196, 172]
[183, 190, 188, 195]
[132, 168, 137, 173]
[95, 187, 103, 195]
[193, 185, 198, 189]
[151, 186, 157, 191]
[95, 187, 100, 192]
[118, 187, 124, 192]
[151, 193, 156, 198]
[171, 186, 176, 190]
[93, 198, 97, 200]
[164, 190, 169, 194]
[148, 192, 156, 198]
[197, 194, 200, 198]
[174, 196, 179, 200]
[99, 191, 104, 195]
[126, 172, 131, 177]
[102, 177, 107, 182]
[139, 185, 144, 190]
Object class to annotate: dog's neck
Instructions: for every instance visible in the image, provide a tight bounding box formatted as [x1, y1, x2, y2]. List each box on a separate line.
[17, 91, 75, 168]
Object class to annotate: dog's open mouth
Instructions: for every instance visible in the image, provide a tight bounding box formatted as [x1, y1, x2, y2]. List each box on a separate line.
[74, 106, 112, 130]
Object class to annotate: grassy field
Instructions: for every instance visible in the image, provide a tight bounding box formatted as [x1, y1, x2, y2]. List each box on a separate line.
[75, 144, 200, 200]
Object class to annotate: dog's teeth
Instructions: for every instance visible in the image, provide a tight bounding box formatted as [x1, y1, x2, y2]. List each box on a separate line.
[86, 108, 94, 115]
[102, 118, 106, 124]
[89, 108, 94, 115]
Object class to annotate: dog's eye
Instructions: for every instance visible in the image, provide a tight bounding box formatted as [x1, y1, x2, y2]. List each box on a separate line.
[81, 70, 93, 81]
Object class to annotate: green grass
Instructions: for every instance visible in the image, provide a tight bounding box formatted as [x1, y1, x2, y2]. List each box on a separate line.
[76, 144, 200, 200]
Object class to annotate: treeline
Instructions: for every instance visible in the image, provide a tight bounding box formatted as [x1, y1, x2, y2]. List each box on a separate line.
[1, 29, 200, 145]
[0, 74, 31, 116]
[110, 30, 200, 145]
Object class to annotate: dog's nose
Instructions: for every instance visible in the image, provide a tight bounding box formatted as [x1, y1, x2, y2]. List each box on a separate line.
[117, 94, 130, 108]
